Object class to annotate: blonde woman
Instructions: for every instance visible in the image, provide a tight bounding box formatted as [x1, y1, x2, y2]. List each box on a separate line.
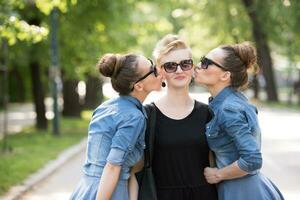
[134, 35, 218, 200]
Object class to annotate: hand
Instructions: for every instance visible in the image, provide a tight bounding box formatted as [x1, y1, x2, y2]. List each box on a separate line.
[204, 167, 222, 184]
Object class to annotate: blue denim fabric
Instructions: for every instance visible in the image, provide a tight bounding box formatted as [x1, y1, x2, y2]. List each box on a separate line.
[206, 87, 262, 173]
[83, 95, 147, 180]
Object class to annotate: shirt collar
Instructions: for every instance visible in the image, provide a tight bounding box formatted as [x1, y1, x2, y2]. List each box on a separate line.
[120, 95, 148, 118]
[209, 86, 235, 110]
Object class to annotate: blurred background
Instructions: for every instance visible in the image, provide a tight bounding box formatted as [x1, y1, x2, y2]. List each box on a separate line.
[0, 0, 300, 200]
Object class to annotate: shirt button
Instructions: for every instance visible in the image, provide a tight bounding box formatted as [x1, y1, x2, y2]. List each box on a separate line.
[206, 126, 210, 129]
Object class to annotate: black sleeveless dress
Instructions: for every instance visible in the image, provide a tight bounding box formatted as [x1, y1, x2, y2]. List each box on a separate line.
[152, 101, 218, 200]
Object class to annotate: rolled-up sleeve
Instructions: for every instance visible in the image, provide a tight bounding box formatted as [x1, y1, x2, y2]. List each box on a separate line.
[221, 106, 262, 173]
[107, 114, 145, 166]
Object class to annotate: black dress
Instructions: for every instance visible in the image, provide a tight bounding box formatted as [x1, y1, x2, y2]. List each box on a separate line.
[152, 100, 218, 200]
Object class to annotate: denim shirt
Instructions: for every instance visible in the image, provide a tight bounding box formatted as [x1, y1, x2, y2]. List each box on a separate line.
[206, 87, 262, 174]
[83, 96, 147, 180]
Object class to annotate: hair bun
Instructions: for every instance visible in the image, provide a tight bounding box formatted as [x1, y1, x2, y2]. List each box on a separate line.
[97, 53, 119, 78]
[233, 42, 257, 69]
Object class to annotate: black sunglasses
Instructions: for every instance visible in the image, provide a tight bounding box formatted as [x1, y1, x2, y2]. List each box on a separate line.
[131, 59, 158, 91]
[198, 56, 226, 70]
[161, 59, 193, 73]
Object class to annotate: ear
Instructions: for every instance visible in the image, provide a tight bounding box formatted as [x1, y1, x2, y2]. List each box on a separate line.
[220, 71, 231, 82]
[133, 82, 144, 92]
[160, 70, 166, 80]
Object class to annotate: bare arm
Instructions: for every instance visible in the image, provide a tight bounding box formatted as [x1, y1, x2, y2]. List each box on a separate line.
[128, 158, 144, 200]
[96, 162, 121, 200]
[204, 161, 248, 184]
[128, 173, 139, 200]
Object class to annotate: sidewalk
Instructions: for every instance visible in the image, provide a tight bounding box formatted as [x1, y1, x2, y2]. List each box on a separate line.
[0, 103, 35, 137]
[0, 97, 61, 138]
[2, 84, 300, 200]
[19, 149, 85, 200]
[0, 139, 86, 200]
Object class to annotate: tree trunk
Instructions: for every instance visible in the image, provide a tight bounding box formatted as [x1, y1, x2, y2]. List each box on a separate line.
[252, 75, 259, 99]
[1, 38, 12, 152]
[85, 76, 103, 109]
[298, 70, 300, 106]
[26, 5, 47, 130]
[295, 70, 300, 105]
[242, 0, 278, 102]
[9, 67, 25, 102]
[62, 79, 81, 117]
[30, 61, 47, 129]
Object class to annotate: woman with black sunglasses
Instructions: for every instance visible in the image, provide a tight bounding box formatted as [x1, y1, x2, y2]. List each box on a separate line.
[194, 42, 284, 200]
[132, 34, 218, 200]
[70, 53, 162, 200]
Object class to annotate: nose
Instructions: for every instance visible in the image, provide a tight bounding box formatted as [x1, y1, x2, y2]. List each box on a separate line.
[175, 64, 183, 73]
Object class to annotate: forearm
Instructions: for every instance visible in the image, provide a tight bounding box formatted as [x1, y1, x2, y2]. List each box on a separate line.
[204, 161, 248, 184]
[217, 161, 248, 181]
[96, 163, 121, 200]
[128, 157, 143, 200]
[128, 173, 139, 200]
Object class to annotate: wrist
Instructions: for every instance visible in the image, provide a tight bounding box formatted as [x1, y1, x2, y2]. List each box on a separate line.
[216, 169, 223, 181]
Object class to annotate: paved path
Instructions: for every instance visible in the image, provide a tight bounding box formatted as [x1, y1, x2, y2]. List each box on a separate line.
[259, 107, 300, 200]
[9, 86, 300, 200]
[19, 150, 85, 200]
[0, 97, 59, 137]
[0, 103, 35, 137]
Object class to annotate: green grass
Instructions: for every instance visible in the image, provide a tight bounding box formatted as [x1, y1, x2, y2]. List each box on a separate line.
[0, 111, 92, 195]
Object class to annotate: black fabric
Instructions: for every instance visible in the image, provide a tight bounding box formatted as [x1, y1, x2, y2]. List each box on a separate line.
[136, 103, 157, 200]
[152, 101, 218, 200]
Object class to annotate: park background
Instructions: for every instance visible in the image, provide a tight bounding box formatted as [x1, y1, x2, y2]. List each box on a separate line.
[1, 0, 300, 200]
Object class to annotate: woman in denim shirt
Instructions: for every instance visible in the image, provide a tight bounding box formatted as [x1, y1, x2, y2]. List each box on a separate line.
[194, 42, 284, 200]
[70, 53, 162, 200]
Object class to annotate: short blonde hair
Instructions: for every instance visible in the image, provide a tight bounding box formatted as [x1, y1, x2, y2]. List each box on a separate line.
[153, 34, 192, 66]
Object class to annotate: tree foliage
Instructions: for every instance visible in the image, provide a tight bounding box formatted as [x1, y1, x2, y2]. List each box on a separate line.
[1, 0, 300, 104]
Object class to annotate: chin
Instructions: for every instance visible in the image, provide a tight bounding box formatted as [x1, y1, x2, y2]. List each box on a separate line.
[154, 83, 163, 91]
[173, 82, 190, 88]
[155, 86, 163, 91]
[194, 78, 205, 85]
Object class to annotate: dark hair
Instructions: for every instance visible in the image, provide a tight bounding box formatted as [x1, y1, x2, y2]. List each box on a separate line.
[219, 42, 259, 90]
[97, 53, 140, 95]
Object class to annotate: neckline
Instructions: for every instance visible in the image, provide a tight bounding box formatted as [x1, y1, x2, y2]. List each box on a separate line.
[154, 100, 196, 121]
[209, 86, 235, 110]
[119, 95, 147, 118]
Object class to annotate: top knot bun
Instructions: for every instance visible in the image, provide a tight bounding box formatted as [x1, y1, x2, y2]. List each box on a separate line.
[233, 42, 257, 69]
[97, 53, 120, 78]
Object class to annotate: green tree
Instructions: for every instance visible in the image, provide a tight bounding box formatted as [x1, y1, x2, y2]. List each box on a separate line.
[1, 0, 50, 129]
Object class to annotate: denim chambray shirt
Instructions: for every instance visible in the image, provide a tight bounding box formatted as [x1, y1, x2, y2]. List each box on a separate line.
[83, 96, 147, 180]
[206, 87, 262, 174]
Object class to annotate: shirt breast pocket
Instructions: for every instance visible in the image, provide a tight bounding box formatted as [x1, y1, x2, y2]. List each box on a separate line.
[205, 119, 222, 139]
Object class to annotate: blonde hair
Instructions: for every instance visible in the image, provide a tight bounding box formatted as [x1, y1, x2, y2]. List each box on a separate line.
[153, 34, 192, 66]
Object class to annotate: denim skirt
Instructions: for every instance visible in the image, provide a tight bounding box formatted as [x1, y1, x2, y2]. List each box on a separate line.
[218, 172, 284, 200]
[69, 174, 129, 200]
